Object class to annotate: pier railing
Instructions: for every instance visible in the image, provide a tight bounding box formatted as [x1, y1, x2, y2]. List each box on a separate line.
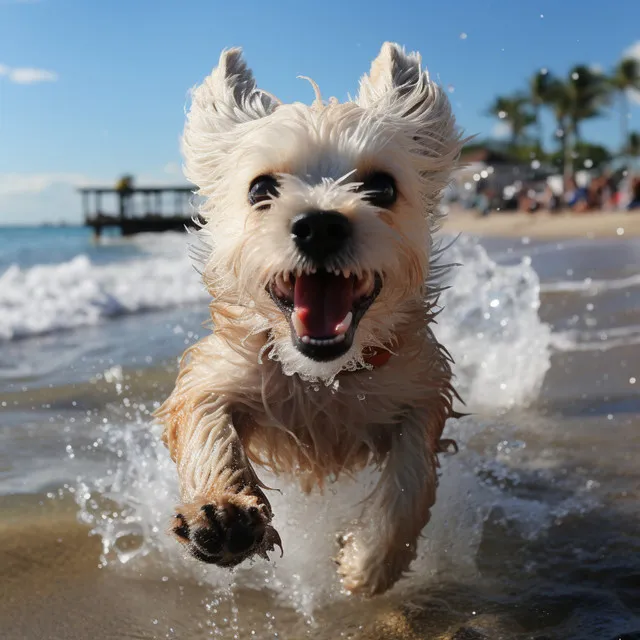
[79, 185, 201, 236]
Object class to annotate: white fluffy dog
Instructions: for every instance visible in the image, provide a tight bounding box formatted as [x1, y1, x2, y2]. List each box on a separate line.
[156, 42, 463, 596]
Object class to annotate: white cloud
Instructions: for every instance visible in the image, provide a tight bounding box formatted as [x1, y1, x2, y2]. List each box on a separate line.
[0, 169, 189, 197]
[492, 121, 512, 139]
[623, 41, 640, 105]
[0, 63, 57, 84]
[0, 173, 128, 225]
[0, 172, 92, 196]
[0, 168, 192, 224]
[624, 41, 640, 61]
[0, 180, 85, 225]
[0, 65, 58, 84]
[10, 67, 57, 84]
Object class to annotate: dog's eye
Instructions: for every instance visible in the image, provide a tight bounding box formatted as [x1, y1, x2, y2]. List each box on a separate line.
[360, 172, 397, 208]
[249, 175, 280, 208]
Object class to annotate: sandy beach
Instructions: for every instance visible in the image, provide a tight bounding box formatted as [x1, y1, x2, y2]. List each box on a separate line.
[441, 206, 640, 239]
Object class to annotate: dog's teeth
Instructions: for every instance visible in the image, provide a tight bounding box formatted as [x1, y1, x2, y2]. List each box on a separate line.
[275, 273, 293, 297]
[283, 271, 290, 283]
[342, 269, 351, 279]
[291, 310, 306, 337]
[310, 266, 317, 274]
[304, 334, 345, 347]
[335, 311, 353, 335]
[354, 271, 374, 298]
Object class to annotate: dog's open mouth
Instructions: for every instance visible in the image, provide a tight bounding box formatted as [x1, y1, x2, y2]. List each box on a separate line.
[267, 269, 382, 361]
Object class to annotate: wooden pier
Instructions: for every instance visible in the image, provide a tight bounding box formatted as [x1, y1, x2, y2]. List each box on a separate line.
[80, 177, 201, 236]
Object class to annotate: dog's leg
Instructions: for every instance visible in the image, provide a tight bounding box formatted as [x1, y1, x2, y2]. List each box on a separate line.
[163, 401, 281, 567]
[337, 412, 439, 596]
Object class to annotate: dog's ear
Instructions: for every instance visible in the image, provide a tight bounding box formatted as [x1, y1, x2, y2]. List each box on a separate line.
[357, 42, 461, 174]
[182, 48, 278, 191]
[357, 42, 424, 107]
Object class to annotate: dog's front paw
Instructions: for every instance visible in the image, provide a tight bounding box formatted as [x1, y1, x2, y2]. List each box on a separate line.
[171, 494, 282, 567]
[335, 531, 413, 597]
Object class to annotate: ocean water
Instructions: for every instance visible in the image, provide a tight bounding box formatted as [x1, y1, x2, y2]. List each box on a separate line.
[1, 225, 639, 639]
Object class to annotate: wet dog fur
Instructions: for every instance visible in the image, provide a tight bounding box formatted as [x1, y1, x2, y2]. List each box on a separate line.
[155, 42, 463, 596]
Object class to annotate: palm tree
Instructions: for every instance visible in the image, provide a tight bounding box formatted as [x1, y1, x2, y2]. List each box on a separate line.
[529, 68, 554, 153]
[567, 65, 609, 145]
[487, 94, 535, 150]
[545, 78, 574, 180]
[610, 58, 640, 154]
[545, 67, 609, 181]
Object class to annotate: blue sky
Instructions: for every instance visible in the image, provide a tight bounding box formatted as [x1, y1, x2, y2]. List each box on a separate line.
[1, 0, 639, 224]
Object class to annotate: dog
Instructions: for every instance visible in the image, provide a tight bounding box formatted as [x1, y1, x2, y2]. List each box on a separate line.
[155, 42, 463, 597]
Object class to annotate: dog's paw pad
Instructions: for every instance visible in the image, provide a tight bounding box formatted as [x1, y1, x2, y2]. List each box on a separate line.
[172, 513, 190, 540]
[170, 499, 282, 568]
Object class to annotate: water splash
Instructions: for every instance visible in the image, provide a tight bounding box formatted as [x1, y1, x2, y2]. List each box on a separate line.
[436, 235, 552, 409]
[68, 234, 559, 620]
[72, 417, 485, 615]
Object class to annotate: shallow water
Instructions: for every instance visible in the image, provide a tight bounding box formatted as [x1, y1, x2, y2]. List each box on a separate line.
[1, 228, 639, 639]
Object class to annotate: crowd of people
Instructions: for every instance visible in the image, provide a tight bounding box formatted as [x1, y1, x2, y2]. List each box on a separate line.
[475, 172, 640, 215]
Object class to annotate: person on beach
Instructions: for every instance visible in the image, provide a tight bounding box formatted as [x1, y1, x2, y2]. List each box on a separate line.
[564, 176, 589, 212]
[628, 177, 640, 211]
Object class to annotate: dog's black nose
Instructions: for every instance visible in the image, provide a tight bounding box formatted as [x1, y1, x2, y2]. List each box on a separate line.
[291, 211, 352, 262]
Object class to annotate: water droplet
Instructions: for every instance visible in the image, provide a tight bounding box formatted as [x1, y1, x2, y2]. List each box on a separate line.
[447, 84, 455, 93]
[617, 227, 625, 236]
[630, 377, 636, 385]
[459, 32, 468, 40]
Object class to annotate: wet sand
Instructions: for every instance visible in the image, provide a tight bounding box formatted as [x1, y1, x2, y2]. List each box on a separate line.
[0, 496, 509, 640]
[441, 207, 640, 239]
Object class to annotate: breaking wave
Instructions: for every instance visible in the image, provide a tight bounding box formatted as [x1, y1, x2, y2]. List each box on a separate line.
[0, 233, 208, 341]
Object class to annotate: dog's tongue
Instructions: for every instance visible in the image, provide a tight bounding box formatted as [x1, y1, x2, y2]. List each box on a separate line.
[294, 272, 354, 337]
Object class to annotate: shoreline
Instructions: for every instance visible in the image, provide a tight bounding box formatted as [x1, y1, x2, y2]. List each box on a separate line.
[440, 206, 640, 239]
